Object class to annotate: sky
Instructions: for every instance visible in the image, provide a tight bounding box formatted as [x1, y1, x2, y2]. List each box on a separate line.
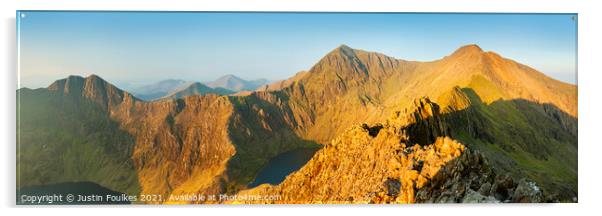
[17, 12, 577, 89]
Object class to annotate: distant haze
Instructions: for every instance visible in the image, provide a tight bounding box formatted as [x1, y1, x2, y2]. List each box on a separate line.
[18, 12, 577, 88]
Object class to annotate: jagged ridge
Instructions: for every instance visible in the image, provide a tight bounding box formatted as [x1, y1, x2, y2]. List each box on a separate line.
[235, 98, 545, 203]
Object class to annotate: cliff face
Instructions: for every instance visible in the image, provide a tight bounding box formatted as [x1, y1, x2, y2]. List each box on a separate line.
[110, 95, 236, 201]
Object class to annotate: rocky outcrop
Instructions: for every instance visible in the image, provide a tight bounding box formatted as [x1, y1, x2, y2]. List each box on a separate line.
[462, 189, 499, 203]
[512, 178, 544, 203]
[235, 97, 549, 204]
[401, 97, 451, 145]
[415, 149, 523, 203]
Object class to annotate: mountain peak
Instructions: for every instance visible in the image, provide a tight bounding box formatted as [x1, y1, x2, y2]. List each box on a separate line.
[336, 44, 352, 50]
[66, 75, 85, 80]
[214, 74, 245, 84]
[221, 74, 241, 80]
[451, 44, 484, 56]
[48, 75, 84, 91]
[86, 74, 103, 80]
[57, 74, 105, 86]
[460, 44, 483, 51]
[47, 74, 134, 109]
[330, 44, 356, 57]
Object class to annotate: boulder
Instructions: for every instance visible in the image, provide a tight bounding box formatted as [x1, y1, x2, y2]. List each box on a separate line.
[511, 178, 543, 203]
[462, 189, 499, 203]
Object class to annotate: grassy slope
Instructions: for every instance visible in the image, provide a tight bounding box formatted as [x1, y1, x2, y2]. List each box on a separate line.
[442, 76, 577, 200]
[17, 89, 140, 195]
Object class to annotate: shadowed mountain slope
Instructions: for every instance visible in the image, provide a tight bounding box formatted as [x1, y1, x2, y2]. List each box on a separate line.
[17, 77, 141, 196]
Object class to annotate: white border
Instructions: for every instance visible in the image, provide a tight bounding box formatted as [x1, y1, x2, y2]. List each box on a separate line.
[2, 0, 602, 215]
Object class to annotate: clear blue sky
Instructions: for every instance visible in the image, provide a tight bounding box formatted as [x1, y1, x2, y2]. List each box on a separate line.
[18, 11, 577, 89]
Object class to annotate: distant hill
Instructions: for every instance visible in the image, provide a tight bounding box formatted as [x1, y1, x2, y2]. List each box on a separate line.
[132, 79, 241, 100]
[132, 79, 188, 100]
[206, 74, 269, 91]
[163, 82, 234, 99]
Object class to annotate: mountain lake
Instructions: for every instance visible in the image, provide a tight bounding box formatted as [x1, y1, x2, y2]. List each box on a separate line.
[248, 147, 320, 188]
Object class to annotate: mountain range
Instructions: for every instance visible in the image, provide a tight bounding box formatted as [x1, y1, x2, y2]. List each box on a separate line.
[130, 75, 270, 101]
[16, 44, 577, 203]
[131, 79, 188, 100]
[206, 74, 270, 92]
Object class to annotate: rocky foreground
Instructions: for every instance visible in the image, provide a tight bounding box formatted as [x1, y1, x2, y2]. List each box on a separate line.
[235, 98, 544, 204]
